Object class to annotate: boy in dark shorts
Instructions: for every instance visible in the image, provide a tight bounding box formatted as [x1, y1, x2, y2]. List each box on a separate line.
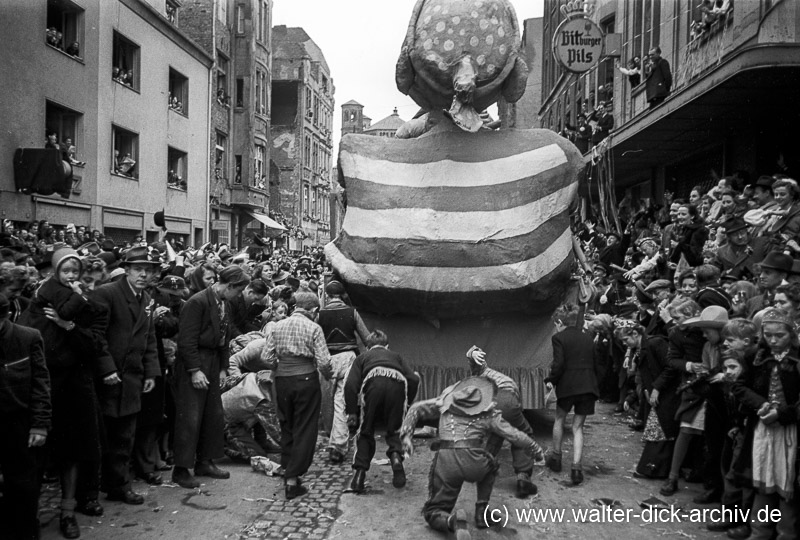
[544, 303, 599, 485]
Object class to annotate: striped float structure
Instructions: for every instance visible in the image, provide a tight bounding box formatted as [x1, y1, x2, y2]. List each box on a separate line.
[325, 128, 583, 319]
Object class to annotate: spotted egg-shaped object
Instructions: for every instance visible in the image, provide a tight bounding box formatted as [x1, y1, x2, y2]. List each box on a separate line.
[400, 0, 523, 111]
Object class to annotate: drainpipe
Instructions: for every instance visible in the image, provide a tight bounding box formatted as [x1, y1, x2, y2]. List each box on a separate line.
[205, 0, 216, 244]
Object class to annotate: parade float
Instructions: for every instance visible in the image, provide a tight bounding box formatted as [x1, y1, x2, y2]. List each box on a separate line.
[325, 0, 584, 407]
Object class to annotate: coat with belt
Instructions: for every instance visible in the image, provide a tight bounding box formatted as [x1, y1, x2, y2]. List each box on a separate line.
[645, 57, 672, 101]
[545, 326, 599, 399]
[176, 287, 230, 375]
[93, 278, 160, 417]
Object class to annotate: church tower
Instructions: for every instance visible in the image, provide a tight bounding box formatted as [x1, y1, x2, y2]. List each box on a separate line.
[341, 99, 365, 137]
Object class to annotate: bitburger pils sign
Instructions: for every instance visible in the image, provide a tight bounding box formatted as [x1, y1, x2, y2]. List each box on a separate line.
[552, 2, 604, 74]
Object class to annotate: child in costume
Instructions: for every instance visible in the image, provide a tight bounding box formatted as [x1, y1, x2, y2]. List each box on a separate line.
[400, 376, 539, 539]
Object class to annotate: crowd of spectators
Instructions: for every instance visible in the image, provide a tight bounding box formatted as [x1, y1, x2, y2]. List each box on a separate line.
[0, 219, 333, 538]
[46, 28, 80, 59]
[691, 0, 733, 40]
[562, 101, 615, 154]
[573, 170, 800, 538]
[168, 94, 185, 113]
[112, 66, 134, 88]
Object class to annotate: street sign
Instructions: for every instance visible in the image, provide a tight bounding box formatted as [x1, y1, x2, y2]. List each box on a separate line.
[552, 14, 604, 73]
[211, 219, 228, 230]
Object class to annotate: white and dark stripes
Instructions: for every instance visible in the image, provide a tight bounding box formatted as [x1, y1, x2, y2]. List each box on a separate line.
[327, 129, 583, 318]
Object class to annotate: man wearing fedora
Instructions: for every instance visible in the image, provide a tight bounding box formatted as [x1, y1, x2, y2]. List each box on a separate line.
[400, 376, 539, 538]
[746, 251, 793, 317]
[711, 216, 767, 280]
[92, 246, 161, 505]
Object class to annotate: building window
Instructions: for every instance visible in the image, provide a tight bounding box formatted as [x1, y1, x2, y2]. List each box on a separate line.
[217, 0, 227, 23]
[236, 5, 245, 33]
[112, 125, 139, 179]
[216, 54, 229, 105]
[167, 147, 187, 190]
[234, 154, 242, 184]
[112, 31, 139, 90]
[166, 0, 179, 25]
[305, 88, 312, 114]
[596, 16, 615, 107]
[236, 78, 244, 108]
[46, 0, 83, 59]
[169, 68, 188, 114]
[257, 0, 269, 42]
[632, 0, 660, 69]
[215, 132, 226, 177]
[255, 68, 267, 115]
[254, 144, 266, 189]
[303, 184, 309, 215]
[46, 101, 83, 164]
[312, 189, 317, 217]
[304, 135, 311, 168]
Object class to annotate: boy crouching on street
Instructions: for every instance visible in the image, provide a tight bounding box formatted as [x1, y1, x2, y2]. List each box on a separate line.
[400, 376, 539, 540]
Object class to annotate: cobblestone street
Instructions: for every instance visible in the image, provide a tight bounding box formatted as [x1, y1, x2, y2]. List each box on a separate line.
[36, 404, 733, 540]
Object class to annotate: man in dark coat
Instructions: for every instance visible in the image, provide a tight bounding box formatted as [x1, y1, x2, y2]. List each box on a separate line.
[590, 102, 614, 145]
[711, 217, 767, 281]
[172, 266, 250, 489]
[544, 303, 598, 485]
[92, 247, 160, 505]
[0, 293, 50, 540]
[644, 46, 672, 108]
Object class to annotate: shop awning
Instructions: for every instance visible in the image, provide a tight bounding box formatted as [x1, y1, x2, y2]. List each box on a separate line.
[247, 211, 287, 234]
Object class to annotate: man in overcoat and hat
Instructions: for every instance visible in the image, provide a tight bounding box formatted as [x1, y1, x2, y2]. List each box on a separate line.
[711, 216, 767, 280]
[92, 246, 161, 504]
[400, 376, 539, 538]
[172, 266, 251, 489]
[746, 251, 793, 317]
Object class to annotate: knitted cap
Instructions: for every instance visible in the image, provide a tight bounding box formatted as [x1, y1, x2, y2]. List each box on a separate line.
[52, 247, 81, 275]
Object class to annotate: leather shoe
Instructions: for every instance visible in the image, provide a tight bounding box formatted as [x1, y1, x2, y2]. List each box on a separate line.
[139, 472, 163, 485]
[194, 461, 230, 479]
[516, 478, 538, 498]
[693, 489, 721, 504]
[659, 478, 678, 496]
[285, 482, 308, 500]
[390, 452, 406, 488]
[172, 467, 201, 489]
[726, 525, 751, 539]
[447, 509, 470, 540]
[546, 452, 562, 473]
[60, 514, 81, 539]
[349, 468, 366, 493]
[106, 489, 144, 505]
[329, 449, 345, 464]
[571, 468, 584, 486]
[76, 499, 104, 517]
